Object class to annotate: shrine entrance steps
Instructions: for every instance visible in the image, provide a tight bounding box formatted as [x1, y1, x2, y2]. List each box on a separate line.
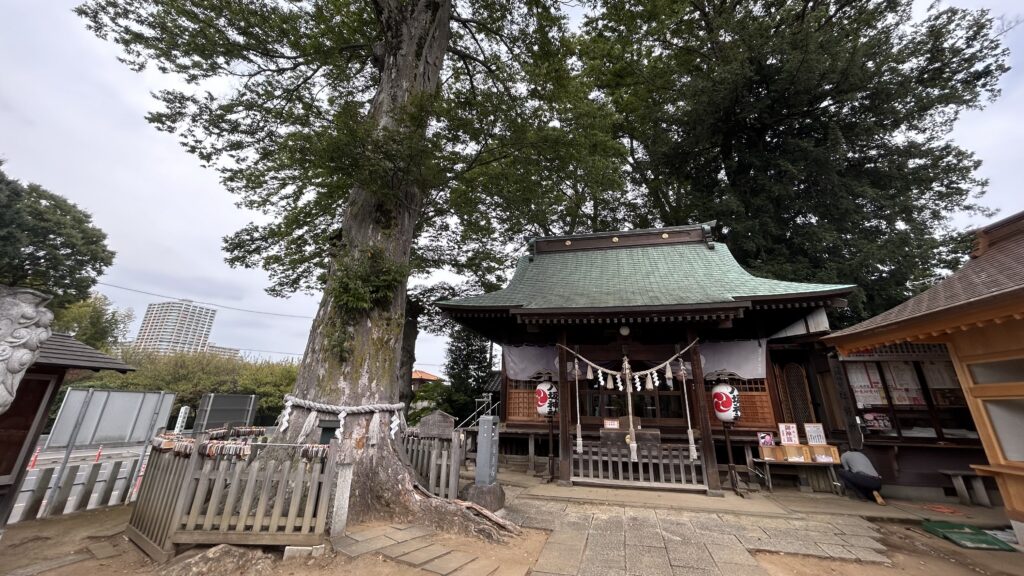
[335, 523, 530, 576]
[570, 441, 707, 492]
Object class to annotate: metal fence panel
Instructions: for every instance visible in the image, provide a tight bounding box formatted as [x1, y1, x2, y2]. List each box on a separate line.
[46, 389, 176, 449]
[193, 393, 257, 434]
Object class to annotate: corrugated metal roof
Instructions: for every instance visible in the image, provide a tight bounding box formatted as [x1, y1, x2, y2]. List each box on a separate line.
[440, 234, 853, 311]
[33, 333, 134, 372]
[830, 210, 1024, 339]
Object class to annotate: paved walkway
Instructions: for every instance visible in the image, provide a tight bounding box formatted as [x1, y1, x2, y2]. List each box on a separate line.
[497, 470, 1009, 528]
[335, 523, 530, 576]
[500, 497, 889, 576]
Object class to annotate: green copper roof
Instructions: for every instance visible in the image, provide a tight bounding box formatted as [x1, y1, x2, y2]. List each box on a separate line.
[441, 239, 854, 312]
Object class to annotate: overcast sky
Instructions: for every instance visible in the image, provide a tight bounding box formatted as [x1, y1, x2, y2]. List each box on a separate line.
[1, 1, 1022, 375]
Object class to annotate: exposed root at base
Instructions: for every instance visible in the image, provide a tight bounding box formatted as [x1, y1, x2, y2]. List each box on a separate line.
[410, 483, 519, 542]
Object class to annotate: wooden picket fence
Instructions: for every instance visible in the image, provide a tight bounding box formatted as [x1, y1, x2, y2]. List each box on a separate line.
[127, 443, 336, 562]
[13, 456, 140, 523]
[398, 432, 463, 499]
[571, 440, 706, 492]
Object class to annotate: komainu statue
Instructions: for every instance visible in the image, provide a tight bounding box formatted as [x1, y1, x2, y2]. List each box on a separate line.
[0, 286, 53, 415]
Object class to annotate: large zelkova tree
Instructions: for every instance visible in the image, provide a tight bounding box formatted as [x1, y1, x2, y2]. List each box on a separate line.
[76, 0, 626, 535]
[0, 164, 115, 308]
[581, 0, 1009, 323]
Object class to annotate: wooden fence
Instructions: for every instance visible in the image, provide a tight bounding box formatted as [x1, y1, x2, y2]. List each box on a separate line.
[12, 456, 141, 523]
[398, 432, 463, 499]
[571, 441, 706, 491]
[127, 443, 336, 562]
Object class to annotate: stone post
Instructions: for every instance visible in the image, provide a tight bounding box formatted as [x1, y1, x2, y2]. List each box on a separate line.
[462, 415, 504, 510]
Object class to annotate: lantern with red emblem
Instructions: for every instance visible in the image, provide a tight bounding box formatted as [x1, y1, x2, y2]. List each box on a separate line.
[535, 380, 558, 417]
[711, 382, 741, 423]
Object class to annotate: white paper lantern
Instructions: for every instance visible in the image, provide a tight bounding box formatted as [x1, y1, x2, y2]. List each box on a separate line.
[535, 381, 558, 417]
[711, 383, 741, 423]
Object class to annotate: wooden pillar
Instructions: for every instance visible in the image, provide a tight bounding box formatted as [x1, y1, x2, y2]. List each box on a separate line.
[558, 330, 572, 482]
[688, 329, 721, 491]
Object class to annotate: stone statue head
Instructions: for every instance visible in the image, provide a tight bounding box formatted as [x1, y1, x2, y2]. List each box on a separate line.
[0, 286, 54, 415]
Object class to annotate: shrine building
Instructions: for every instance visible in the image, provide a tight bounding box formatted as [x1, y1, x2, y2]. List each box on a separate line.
[438, 223, 857, 492]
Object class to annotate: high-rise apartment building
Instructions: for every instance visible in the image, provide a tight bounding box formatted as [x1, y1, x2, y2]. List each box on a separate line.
[133, 301, 217, 354]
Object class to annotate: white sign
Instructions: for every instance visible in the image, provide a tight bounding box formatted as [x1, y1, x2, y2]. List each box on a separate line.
[174, 406, 191, 434]
[804, 423, 827, 445]
[778, 423, 800, 445]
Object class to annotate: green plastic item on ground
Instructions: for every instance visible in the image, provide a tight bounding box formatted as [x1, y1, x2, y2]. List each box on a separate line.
[921, 521, 1017, 551]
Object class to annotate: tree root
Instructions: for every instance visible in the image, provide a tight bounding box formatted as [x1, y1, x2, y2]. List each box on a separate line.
[410, 483, 520, 541]
[342, 435, 518, 543]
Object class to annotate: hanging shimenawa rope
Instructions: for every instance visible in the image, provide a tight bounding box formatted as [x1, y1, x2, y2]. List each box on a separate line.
[679, 359, 697, 460]
[278, 394, 406, 442]
[574, 358, 583, 454]
[556, 339, 700, 462]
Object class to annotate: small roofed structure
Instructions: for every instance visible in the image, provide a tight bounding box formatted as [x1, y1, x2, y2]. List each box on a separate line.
[413, 410, 456, 439]
[411, 369, 441, 393]
[827, 210, 1024, 543]
[0, 333, 133, 529]
[440, 223, 855, 492]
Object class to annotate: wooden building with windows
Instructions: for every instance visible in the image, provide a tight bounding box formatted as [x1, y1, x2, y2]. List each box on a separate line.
[439, 223, 855, 491]
[827, 210, 1024, 543]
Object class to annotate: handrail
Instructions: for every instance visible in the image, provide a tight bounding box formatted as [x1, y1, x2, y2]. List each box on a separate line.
[456, 400, 500, 430]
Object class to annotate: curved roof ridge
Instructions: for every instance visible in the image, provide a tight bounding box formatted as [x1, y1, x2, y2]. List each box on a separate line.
[441, 240, 853, 312]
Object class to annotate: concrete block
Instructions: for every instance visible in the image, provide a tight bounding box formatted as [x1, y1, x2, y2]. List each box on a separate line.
[283, 546, 313, 560]
[461, 482, 505, 512]
[846, 546, 889, 563]
[421, 550, 477, 575]
[706, 543, 757, 566]
[838, 534, 884, 550]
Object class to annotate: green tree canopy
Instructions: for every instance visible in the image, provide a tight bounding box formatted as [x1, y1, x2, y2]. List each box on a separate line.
[0, 164, 115, 308]
[73, 350, 299, 426]
[581, 0, 1009, 323]
[53, 292, 134, 352]
[442, 325, 492, 421]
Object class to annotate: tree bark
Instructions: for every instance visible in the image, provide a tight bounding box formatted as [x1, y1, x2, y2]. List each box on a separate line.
[399, 293, 423, 407]
[281, 0, 504, 540]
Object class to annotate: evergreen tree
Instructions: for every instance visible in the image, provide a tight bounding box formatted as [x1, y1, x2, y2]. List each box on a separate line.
[582, 0, 1009, 323]
[0, 165, 115, 308]
[443, 325, 492, 421]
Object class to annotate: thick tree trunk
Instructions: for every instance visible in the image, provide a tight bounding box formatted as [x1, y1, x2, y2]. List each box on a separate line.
[398, 293, 423, 407]
[282, 0, 505, 540]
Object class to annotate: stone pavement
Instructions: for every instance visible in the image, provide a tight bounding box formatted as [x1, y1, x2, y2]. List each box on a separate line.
[499, 497, 890, 576]
[334, 523, 530, 576]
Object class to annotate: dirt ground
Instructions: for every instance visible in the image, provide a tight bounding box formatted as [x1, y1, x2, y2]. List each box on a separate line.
[0, 506, 546, 576]
[0, 506, 1020, 576]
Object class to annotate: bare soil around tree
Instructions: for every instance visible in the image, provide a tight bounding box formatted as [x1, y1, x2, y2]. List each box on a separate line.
[0, 506, 546, 576]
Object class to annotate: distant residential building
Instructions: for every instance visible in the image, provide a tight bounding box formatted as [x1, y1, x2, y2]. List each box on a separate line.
[204, 343, 241, 358]
[133, 300, 216, 354]
[411, 369, 441, 392]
